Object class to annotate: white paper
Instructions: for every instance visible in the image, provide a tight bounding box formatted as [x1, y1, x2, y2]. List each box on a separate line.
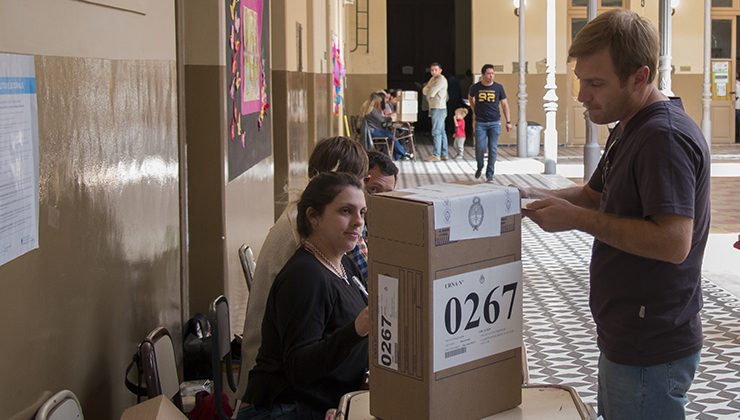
[0, 54, 39, 267]
[396, 183, 519, 241]
[432, 261, 523, 372]
[377, 274, 399, 371]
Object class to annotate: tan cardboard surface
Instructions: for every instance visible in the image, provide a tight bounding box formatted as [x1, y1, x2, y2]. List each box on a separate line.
[120, 396, 187, 420]
[367, 184, 523, 420]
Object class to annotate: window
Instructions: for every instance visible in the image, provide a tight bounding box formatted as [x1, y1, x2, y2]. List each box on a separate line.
[712, 0, 732, 7]
[711, 19, 732, 58]
[572, 18, 587, 42]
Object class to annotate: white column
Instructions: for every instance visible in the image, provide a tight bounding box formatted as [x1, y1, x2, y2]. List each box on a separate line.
[517, 0, 528, 157]
[659, 0, 674, 96]
[543, 0, 558, 174]
[583, 0, 600, 181]
[701, 0, 712, 149]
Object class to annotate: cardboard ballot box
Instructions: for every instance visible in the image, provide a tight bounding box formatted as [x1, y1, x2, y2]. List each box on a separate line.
[367, 183, 523, 420]
[396, 90, 418, 122]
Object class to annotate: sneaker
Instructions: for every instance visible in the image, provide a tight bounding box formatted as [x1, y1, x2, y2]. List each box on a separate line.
[426, 155, 441, 162]
[407, 153, 415, 160]
[475, 168, 482, 179]
[486, 176, 494, 183]
[441, 155, 448, 161]
[401, 155, 411, 161]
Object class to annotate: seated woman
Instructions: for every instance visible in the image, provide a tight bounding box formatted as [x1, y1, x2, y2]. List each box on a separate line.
[360, 92, 412, 161]
[239, 172, 370, 420]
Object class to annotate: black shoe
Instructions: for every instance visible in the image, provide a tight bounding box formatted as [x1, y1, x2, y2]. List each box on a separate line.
[475, 168, 482, 179]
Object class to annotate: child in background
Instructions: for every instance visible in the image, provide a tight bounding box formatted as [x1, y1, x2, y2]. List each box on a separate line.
[453, 107, 468, 159]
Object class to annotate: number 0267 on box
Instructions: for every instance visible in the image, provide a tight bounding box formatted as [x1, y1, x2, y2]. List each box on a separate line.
[432, 261, 523, 372]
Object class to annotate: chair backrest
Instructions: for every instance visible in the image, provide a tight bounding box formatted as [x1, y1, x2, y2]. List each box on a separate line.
[344, 115, 362, 141]
[34, 390, 83, 420]
[139, 327, 183, 410]
[238, 244, 256, 291]
[210, 295, 238, 420]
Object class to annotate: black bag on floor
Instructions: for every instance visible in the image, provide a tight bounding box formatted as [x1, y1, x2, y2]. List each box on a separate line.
[183, 313, 214, 381]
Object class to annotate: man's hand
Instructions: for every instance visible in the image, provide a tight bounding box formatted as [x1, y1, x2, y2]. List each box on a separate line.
[505, 122, 512, 132]
[522, 196, 582, 233]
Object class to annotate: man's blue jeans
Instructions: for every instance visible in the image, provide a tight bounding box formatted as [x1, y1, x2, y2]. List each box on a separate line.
[597, 351, 700, 420]
[430, 108, 448, 157]
[474, 120, 501, 179]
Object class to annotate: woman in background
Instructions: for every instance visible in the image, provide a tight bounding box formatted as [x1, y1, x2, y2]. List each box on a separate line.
[360, 92, 412, 161]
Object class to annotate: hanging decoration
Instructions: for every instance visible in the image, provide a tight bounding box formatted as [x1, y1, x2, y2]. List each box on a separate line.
[331, 36, 345, 116]
[225, 0, 271, 180]
[228, 0, 269, 144]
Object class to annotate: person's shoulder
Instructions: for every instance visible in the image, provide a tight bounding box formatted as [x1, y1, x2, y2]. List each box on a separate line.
[275, 250, 328, 290]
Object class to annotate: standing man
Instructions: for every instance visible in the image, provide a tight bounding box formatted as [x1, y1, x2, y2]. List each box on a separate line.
[523, 10, 709, 420]
[423, 62, 449, 161]
[469, 64, 511, 182]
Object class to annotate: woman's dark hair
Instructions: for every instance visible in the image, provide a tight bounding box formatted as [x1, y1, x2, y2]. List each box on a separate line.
[296, 172, 363, 238]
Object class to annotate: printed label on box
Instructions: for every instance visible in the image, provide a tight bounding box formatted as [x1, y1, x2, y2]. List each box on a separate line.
[378, 274, 399, 371]
[396, 183, 519, 241]
[432, 261, 523, 372]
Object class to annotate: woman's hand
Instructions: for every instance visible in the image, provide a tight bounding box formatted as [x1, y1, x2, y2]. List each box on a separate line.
[354, 307, 370, 337]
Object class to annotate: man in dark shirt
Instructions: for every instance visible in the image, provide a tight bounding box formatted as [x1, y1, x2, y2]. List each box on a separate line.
[468, 64, 511, 182]
[522, 10, 709, 420]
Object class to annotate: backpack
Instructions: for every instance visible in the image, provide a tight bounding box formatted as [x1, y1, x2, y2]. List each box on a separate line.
[183, 313, 214, 381]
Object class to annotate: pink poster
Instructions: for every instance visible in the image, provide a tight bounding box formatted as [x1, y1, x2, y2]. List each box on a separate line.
[240, 0, 262, 115]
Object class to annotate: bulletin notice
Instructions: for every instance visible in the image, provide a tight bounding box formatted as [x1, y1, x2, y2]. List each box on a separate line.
[0, 54, 39, 267]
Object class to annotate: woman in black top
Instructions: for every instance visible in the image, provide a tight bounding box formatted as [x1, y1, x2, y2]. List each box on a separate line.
[239, 172, 370, 420]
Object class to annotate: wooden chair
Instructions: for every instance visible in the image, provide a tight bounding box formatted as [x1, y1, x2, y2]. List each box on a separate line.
[209, 295, 239, 420]
[34, 390, 83, 420]
[238, 244, 256, 292]
[393, 121, 416, 159]
[139, 327, 183, 410]
[361, 118, 394, 158]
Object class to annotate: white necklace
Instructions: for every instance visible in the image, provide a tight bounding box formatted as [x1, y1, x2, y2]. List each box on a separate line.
[303, 240, 349, 284]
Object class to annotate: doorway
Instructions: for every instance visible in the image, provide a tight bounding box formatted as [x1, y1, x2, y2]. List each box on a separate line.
[386, 0, 470, 133]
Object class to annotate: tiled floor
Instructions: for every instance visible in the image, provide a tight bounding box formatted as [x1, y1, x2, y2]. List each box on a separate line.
[395, 135, 740, 418]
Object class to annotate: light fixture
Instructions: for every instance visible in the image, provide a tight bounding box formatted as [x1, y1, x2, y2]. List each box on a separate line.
[513, 0, 522, 16]
[671, 0, 680, 15]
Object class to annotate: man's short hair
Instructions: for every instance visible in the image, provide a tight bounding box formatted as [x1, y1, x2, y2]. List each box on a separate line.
[568, 9, 658, 83]
[430, 62, 442, 69]
[367, 150, 399, 180]
[308, 136, 369, 179]
[481, 64, 495, 74]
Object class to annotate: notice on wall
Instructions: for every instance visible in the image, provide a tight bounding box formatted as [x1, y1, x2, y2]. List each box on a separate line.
[0, 54, 39, 267]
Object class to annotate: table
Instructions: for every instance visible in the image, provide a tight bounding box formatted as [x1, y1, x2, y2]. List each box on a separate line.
[329, 384, 597, 420]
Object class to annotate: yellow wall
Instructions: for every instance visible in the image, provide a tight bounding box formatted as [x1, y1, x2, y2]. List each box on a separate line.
[345, 0, 387, 74]
[671, 1, 705, 75]
[471, 0, 568, 75]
